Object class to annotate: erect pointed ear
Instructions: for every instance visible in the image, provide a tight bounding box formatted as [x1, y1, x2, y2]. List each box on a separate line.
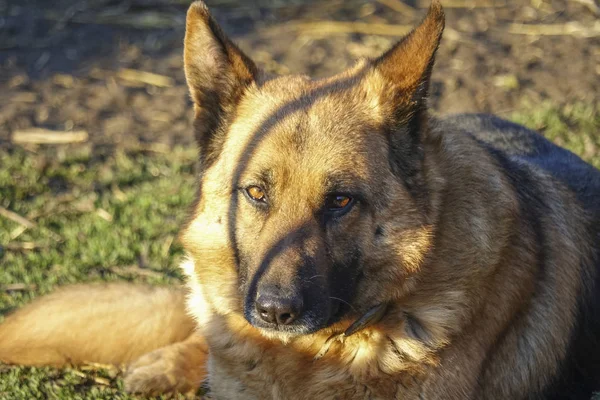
[184, 1, 258, 167]
[373, 1, 444, 113]
[368, 2, 444, 207]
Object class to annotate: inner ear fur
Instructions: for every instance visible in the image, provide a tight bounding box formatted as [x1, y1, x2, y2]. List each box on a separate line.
[184, 1, 258, 167]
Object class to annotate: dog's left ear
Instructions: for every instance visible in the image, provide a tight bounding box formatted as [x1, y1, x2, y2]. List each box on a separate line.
[372, 1, 444, 114]
[367, 2, 444, 199]
[184, 1, 258, 167]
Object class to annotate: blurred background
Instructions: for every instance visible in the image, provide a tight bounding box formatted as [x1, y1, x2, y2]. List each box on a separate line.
[1, 0, 598, 147]
[0, 1, 599, 398]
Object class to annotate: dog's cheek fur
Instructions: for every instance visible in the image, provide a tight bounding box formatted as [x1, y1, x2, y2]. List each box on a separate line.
[351, 199, 435, 309]
[180, 161, 242, 317]
[180, 2, 268, 320]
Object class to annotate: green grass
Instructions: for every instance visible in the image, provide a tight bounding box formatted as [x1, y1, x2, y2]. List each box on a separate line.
[0, 145, 198, 399]
[509, 101, 600, 169]
[0, 102, 598, 399]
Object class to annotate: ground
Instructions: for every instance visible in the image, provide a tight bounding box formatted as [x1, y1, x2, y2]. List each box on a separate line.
[0, 0, 599, 399]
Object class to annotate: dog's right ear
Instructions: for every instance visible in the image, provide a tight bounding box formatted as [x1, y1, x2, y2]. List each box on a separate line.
[184, 1, 258, 166]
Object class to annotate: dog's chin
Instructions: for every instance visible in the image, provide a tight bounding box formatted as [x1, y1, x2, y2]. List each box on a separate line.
[255, 326, 312, 344]
[243, 312, 332, 342]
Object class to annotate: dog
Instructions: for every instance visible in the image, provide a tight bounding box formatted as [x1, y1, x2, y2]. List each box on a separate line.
[1, 1, 599, 399]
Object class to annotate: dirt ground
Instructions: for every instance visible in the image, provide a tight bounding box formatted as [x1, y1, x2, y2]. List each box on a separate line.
[0, 0, 598, 149]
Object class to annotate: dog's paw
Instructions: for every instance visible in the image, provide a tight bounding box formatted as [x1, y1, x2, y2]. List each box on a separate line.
[124, 337, 208, 396]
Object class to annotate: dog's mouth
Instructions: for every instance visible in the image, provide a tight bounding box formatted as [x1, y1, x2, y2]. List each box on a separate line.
[244, 301, 342, 335]
[245, 300, 388, 341]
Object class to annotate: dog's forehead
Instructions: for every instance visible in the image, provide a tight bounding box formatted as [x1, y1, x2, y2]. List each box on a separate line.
[236, 72, 385, 143]
[223, 74, 388, 188]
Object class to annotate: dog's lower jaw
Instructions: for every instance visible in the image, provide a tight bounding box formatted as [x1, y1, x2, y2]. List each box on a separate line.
[243, 310, 328, 336]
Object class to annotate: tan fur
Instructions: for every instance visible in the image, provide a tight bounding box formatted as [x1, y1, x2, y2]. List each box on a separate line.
[178, 122, 587, 399]
[0, 284, 196, 366]
[176, 2, 594, 398]
[124, 332, 208, 395]
[1, 1, 598, 399]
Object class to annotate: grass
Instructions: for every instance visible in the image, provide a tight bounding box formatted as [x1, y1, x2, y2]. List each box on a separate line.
[0, 101, 598, 399]
[0, 145, 198, 399]
[509, 101, 600, 169]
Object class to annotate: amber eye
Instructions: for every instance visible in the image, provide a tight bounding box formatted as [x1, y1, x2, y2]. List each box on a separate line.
[325, 194, 353, 212]
[246, 186, 266, 202]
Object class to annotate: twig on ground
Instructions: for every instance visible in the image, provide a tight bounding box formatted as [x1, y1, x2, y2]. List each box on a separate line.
[81, 362, 119, 372]
[12, 128, 88, 145]
[506, 21, 600, 38]
[11, 92, 38, 103]
[96, 208, 114, 222]
[66, 368, 112, 386]
[0, 206, 36, 229]
[9, 225, 28, 241]
[0, 206, 63, 242]
[117, 68, 175, 88]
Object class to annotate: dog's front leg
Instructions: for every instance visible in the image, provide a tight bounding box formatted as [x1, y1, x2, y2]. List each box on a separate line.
[124, 331, 209, 396]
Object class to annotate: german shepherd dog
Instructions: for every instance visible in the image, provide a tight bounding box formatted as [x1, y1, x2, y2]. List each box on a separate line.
[1, 1, 599, 399]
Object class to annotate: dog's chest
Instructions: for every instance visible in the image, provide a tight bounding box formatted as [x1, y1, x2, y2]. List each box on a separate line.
[206, 337, 421, 400]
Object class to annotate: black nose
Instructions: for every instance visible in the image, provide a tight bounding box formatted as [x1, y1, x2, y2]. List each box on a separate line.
[255, 288, 303, 325]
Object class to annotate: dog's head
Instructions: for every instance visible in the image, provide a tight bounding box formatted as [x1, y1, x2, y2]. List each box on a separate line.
[181, 1, 444, 339]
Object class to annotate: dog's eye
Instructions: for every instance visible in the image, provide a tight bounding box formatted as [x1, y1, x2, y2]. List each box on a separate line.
[325, 194, 353, 212]
[246, 186, 266, 202]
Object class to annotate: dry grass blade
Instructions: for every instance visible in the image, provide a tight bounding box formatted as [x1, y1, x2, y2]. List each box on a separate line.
[262, 21, 413, 37]
[96, 208, 114, 222]
[9, 225, 28, 240]
[376, 0, 416, 16]
[1, 206, 63, 242]
[4, 242, 45, 251]
[12, 128, 88, 145]
[11, 92, 37, 103]
[0, 206, 36, 229]
[65, 368, 112, 386]
[91, 376, 111, 386]
[117, 69, 175, 88]
[507, 21, 600, 38]
[81, 362, 119, 372]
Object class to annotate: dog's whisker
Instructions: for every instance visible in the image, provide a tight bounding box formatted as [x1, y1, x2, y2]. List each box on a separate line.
[329, 296, 357, 312]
